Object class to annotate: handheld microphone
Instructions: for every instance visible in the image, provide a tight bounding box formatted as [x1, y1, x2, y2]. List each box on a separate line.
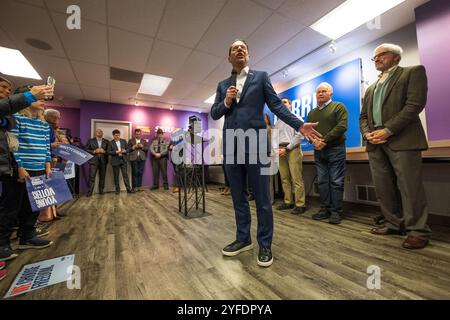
[231, 70, 238, 104]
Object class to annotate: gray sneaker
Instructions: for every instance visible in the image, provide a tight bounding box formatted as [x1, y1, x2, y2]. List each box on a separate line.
[0, 246, 19, 261]
[18, 238, 53, 250]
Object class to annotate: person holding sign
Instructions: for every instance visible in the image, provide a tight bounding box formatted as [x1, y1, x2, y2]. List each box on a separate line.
[0, 85, 54, 263]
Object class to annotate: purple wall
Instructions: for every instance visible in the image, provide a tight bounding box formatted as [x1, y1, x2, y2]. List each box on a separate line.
[50, 106, 80, 138]
[416, 0, 450, 141]
[78, 100, 208, 192]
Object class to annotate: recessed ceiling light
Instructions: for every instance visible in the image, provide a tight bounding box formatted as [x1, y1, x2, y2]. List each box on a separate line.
[310, 0, 405, 40]
[0, 46, 42, 80]
[204, 94, 216, 104]
[138, 73, 172, 96]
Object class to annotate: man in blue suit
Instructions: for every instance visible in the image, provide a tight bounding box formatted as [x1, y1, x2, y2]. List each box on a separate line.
[211, 39, 322, 267]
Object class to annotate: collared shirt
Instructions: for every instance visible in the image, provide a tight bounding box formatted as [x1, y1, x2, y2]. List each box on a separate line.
[136, 138, 141, 157]
[378, 65, 398, 84]
[273, 116, 303, 151]
[224, 66, 250, 107]
[115, 140, 121, 152]
[372, 65, 399, 128]
[317, 99, 332, 111]
[97, 139, 102, 148]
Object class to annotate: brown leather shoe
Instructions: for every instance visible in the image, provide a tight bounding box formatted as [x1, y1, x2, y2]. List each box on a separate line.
[370, 226, 406, 236]
[403, 236, 429, 249]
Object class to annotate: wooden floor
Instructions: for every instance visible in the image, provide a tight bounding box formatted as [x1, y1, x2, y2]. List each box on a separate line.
[1, 185, 449, 300]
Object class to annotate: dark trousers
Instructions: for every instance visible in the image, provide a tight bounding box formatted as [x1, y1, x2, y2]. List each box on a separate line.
[112, 161, 131, 192]
[225, 155, 272, 248]
[88, 160, 106, 194]
[131, 159, 145, 189]
[368, 144, 431, 237]
[152, 157, 168, 187]
[314, 145, 346, 215]
[0, 170, 44, 246]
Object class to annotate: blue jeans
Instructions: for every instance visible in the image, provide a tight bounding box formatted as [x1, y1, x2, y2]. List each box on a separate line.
[314, 145, 346, 215]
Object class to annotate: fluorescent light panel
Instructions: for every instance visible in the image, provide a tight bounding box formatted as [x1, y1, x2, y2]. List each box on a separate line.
[0, 46, 42, 80]
[204, 93, 216, 104]
[310, 0, 405, 40]
[138, 73, 172, 96]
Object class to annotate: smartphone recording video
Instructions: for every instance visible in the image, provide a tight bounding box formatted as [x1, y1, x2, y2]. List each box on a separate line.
[46, 76, 55, 101]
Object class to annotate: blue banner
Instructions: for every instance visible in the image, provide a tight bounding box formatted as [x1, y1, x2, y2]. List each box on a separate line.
[25, 172, 73, 212]
[54, 144, 93, 165]
[266, 58, 362, 151]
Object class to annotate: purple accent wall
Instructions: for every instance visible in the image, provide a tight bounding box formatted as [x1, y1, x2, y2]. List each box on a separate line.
[416, 0, 450, 141]
[50, 106, 80, 138]
[78, 100, 208, 192]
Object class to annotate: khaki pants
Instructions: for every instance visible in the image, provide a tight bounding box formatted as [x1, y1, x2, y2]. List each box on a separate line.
[278, 148, 305, 207]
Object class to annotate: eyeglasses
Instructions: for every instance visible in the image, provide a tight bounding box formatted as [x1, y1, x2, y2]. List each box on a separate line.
[371, 51, 391, 61]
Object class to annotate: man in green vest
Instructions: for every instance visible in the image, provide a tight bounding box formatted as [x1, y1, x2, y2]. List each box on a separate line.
[308, 83, 348, 225]
[360, 43, 431, 249]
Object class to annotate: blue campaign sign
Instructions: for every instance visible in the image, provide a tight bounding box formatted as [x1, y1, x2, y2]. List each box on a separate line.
[266, 58, 362, 151]
[25, 172, 73, 212]
[54, 144, 93, 165]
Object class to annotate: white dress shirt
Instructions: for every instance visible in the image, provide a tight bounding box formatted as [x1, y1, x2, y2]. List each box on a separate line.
[115, 140, 121, 152]
[273, 118, 303, 151]
[225, 66, 250, 107]
[97, 139, 102, 148]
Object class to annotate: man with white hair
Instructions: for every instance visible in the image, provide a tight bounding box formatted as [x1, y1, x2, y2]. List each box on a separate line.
[360, 43, 431, 249]
[308, 82, 348, 225]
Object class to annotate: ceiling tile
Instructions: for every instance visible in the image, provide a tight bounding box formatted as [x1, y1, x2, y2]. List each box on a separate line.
[109, 27, 153, 72]
[277, 0, 346, 26]
[52, 12, 108, 65]
[110, 80, 140, 92]
[13, 0, 45, 7]
[253, 0, 286, 10]
[72, 61, 110, 87]
[45, 0, 107, 24]
[162, 80, 198, 99]
[185, 84, 217, 102]
[201, 59, 231, 86]
[24, 53, 78, 83]
[157, 0, 226, 48]
[175, 50, 222, 83]
[254, 27, 329, 75]
[0, 28, 16, 48]
[144, 40, 192, 78]
[80, 85, 110, 102]
[108, 0, 166, 37]
[0, 0, 66, 57]
[53, 82, 83, 100]
[247, 13, 305, 64]
[196, 0, 273, 57]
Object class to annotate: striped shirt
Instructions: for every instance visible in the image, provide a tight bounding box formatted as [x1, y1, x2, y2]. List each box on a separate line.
[10, 114, 51, 171]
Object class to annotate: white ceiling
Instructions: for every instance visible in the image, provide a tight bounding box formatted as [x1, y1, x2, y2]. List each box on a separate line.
[0, 0, 427, 112]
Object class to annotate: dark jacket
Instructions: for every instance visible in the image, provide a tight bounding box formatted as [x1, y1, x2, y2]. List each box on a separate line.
[360, 65, 428, 152]
[211, 69, 303, 156]
[0, 93, 31, 177]
[107, 139, 129, 166]
[127, 138, 149, 161]
[85, 137, 109, 165]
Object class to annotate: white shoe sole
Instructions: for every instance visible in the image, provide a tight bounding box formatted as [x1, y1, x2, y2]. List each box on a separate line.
[0, 253, 18, 262]
[222, 243, 253, 257]
[36, 231, 50, 238]
[257, 256, 273, 267]
[18, 241, 53, 250]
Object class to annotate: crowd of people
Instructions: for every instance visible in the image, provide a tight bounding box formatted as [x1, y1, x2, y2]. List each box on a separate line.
[0, 38, 432, 280]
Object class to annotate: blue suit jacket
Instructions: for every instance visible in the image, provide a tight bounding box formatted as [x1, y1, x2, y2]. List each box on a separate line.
[211, 70, 303, 155]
